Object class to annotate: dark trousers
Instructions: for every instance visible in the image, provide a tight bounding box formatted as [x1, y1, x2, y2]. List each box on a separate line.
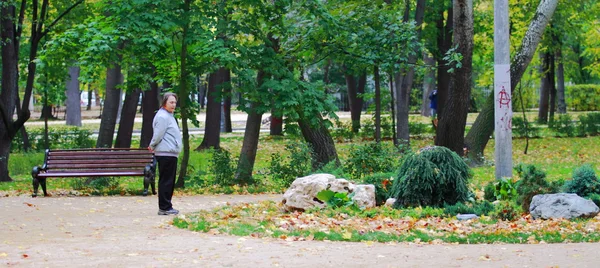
[156, 156, 177, 210]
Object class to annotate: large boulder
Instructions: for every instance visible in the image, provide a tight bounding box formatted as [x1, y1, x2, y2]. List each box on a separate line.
[281, 173, 375, 211]
[529, 193, 600, 220]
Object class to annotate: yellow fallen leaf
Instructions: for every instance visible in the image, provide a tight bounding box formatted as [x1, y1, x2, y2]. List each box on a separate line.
[342, 231, 352, 240]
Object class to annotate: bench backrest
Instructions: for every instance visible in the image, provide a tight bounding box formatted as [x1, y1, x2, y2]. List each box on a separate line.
[39, 148, 155, 178]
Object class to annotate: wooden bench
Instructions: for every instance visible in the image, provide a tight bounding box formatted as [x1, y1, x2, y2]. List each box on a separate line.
[31, 148, 156, 197]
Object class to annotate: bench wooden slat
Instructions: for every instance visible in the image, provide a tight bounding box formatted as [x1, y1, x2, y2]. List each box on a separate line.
[46, 163, 150, 169]
[38, 171, 145, 178]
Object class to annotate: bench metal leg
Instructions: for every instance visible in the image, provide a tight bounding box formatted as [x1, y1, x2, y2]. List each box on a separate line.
[32, 178, 40, 197]
[40, 178, 48, 196]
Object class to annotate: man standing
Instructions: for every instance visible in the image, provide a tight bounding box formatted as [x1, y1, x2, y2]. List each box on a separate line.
[148, 92, 182, 215]
[429, 90, 438, 128]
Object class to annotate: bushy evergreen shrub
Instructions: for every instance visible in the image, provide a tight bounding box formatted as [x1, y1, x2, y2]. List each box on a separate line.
[388, 146, 472, 208]
[514, 164, 553, 211]
[562, 164, 600, 197]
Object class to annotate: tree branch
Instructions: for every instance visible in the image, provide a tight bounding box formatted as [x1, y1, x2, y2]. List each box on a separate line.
[40, 0, 84, 39]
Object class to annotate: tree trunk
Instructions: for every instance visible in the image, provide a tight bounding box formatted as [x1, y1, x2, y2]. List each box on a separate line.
[435, 3, 453, 120]
[538, 52, 551, 124]
[223, 71, 232, 133]
[394, 0, 425, 145]
[298, 113, 340, 171]
[548, 53, 557, 122]
[270, 111, 283, 136]
[196, 67, 229, 150]
[39, 104, 56, 120]
[421, 53, 436, 116]
[235, 100, 263, 184]
[345, 72, 366, 133]
[140, 80, 160, 148]
[96, 65, 123, 148]
[556, 48, 566, 113]
[436, 0, 473, 155]
[87, 85, 93, 111]
[65, 66, 82, 127]
[114, 89, 140, 148]
[374, 65, 381, 142]
[464, 0, 559, 161]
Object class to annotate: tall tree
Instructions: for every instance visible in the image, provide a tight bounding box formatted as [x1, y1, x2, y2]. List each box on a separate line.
[464, 0, 559, 162]
[344, 72, 367, 133]
[65, 66, 82, 126]
[436, 0, 473, 155]
[0, 0, 83, 181]
[114, 89, 140, 148]
[96, 63, 123, 148]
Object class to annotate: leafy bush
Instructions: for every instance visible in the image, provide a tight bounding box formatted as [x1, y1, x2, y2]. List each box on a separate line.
[512, 116, 539, 138]
[11, 126, 95, 152]
[389, 146, 472, 208]
[443, 201, 495, 217]
[587, 193, 600, 207]
[493, 177, 518, 201]
[316, 190, 357, 209]
[577, 112, 600, 136]
[491, 200, 522, 221]
[360, 172, 395, 206]
[566, 84, 600, 111]
[268, 142, 312, 187]
[332, 119, 355, 142]
[483, 181, 496, 202]
[514, 164, 554, 211]
[549, 114, 576, 137]
[562, 164, 600, 197]
[209, 149, 236, 186]
[344, 142, 399, 181]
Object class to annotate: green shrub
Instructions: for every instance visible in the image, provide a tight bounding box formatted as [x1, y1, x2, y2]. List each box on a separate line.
[483, 181, 496, 202]
[587, 193, 600, 207]
[514, 164, 553, 211]
[473, 200, 495, 216]
[209, 149, 236, 186]
[566, 84, 600, 111]
[493, 177, 518, 201]
[11, 126, 95, 152]
[549, 114, 576, 137]
[360, 172, 395, 206]
[490, 200, 522, 221]
[332, 119, 355, 141]
[268, 142, 312, 187]
[389, 146, 472, 208]
[562, 164, 600, 197]
[344, 142, 399, 181]
[316, 190, 358, 210]
[577, 112, 600, 136]
[443, 200, 495, 217]
[512, 116, 539, 138]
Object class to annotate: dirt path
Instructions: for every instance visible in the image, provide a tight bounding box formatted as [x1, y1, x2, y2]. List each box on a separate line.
[1, 194, 598, 267]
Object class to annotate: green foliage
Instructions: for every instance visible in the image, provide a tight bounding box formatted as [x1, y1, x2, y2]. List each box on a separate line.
[360, 172, 395, 206]
[316, 190, 357, 209]
[549, 114, 576, 137]
[512, 116, 540, 138]
[514, 164, 553, 211]
[577, 112, 600, 136]
[562, 164, 600, 197]
[268, 142, 312, 187]
[493, 178, 518, 201]
[389, 146, 472, 208]
[209, 149, 236, 186]
[344, 142, 399, 181]
[566, 85, 600, 111]
[11, 127, 95, 152]
[443, 201, 495, 217]
[70, 177, 120, 194]
[491, 201, 522, 221]
[483, 181, 496, 202]
[587, 193, 600, 208]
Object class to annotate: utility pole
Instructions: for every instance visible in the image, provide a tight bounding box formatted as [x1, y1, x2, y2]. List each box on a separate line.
[494, 0, 512, 179]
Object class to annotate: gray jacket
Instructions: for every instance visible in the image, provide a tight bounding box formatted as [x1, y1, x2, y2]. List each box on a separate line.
[149, 108, 182, 158]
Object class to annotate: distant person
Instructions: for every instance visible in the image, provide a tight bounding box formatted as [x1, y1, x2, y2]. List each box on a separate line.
[148, 92, 182, 216]
[429, 90, 438, 127]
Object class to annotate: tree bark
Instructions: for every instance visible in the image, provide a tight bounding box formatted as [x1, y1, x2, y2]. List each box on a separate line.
[345, 72, 366, 133]
[114, 89, 140, 148]
[548, 52, 557, 122]
[394, 0, 425, 145]
[464, 0, 559, 161]
[140, 80, 160, 148]
[196, 67, 229, 150]
[538, 52, 551, 124]
[374, 65, 382, 142]
[435, 3, 453, 120]
[96, 64, 123, 148]
[556, 48, 566, 113]
[436, 0, 473, 155]
[65, 66, 82, 127]
[298, 113, 340, 171]
[421, 52, 436, 116]
[223, 70, 232, 133]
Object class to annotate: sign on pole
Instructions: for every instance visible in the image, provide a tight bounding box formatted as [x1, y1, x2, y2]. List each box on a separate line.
[494, 0, 512, 179]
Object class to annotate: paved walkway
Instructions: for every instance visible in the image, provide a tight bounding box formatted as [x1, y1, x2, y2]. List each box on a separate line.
[1, 194, 598, 267]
